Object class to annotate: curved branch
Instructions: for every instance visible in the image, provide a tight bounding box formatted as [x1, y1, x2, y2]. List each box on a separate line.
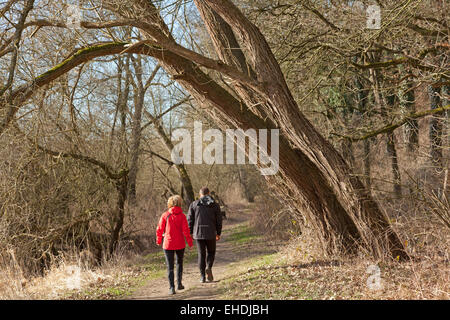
[0, 42, 132, 134]
[0, 19, 134, 58]
[350, 43, 449, 73]
[23, 19, 134, 29]
[121, 37, 265, 97]
[301, 2, 341, 31]
[407, 23, 448, 37]
[36, 144, 129, 180]
[332, 104, 450, 142]
[12, 123, 128, 180]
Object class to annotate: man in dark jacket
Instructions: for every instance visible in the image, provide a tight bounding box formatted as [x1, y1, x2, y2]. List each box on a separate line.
[188, 187, 222, 283]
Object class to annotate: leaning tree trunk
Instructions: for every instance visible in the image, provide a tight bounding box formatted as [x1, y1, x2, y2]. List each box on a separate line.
[20, 0, 407, 259]
[192, 0, 406, 258]
[109, 0, 408, 259]
[130, 40, 403, 258]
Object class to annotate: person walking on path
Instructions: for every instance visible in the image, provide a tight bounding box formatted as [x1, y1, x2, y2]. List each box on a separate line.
[187, 187, 222, 283]
[156, 195, 193, 295]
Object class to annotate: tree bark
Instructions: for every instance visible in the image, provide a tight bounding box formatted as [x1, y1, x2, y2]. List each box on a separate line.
[386, 94, 402, 198]
[387, 132, 402, 198]
[0, 0, 35, 134]
[109, 176, 128, 256]
[193, 0, 407, 259]
[147, 113, 195, 206]
[403, 77, 419, 153]
[363, 140, 372, 190]
[428, 85, 443, 166]
[128, 91, 144, 206]
[354, 70, 371, 189]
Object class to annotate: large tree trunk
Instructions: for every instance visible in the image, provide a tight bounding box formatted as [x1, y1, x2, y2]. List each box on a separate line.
[107, 0, 408, 259]
[10, 0, 407, 259]
[191, 0, 406, 258]
[130, 40, 402, 258]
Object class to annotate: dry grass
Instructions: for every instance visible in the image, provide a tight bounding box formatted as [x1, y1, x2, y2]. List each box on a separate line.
[220, 214, 449, 300]
[1, 183, 448, 300]
[0, 249, 146, 300]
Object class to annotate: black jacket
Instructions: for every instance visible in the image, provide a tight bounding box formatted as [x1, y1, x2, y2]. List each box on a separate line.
[187, 195, 222, 240]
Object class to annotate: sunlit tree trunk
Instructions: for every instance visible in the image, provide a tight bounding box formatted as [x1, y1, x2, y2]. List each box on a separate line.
[429, 85, 443, 166]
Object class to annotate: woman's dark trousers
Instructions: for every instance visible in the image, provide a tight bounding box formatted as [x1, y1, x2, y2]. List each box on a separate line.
[164, 248, 185, 288]
[196, 239, 216, 277]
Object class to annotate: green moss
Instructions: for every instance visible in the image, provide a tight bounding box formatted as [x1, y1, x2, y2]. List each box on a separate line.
[35, 42, 129, 81]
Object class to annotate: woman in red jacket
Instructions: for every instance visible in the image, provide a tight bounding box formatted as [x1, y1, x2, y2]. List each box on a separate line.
[156, 195, 193, 295]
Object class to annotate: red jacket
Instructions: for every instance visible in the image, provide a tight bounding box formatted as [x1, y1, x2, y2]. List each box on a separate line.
[156, 206, 193, 250]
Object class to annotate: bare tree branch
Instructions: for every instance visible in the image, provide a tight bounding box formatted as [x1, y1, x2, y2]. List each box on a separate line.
[332, 104, 450, 142]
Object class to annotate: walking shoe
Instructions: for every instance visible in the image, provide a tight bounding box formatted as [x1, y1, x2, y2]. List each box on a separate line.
[169, 287, 176, 295]
[200, 276, 206, 283]
[206, 268, 214, 282]
[177, 284, 185, 290]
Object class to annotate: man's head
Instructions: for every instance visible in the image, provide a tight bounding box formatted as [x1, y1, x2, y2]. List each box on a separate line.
[199, 187, 210, 197]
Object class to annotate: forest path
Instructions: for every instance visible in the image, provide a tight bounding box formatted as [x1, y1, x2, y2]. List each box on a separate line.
[128, 205, 279, 300]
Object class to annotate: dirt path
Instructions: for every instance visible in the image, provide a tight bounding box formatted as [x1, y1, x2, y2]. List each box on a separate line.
[129, 207, 279, 300]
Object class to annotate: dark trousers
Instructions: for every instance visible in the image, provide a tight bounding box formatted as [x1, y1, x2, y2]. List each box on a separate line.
[163, 248, 185, 288]
[196, 239, 216, 276]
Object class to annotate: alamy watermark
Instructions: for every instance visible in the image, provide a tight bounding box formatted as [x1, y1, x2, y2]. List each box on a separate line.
[170, 121, 279, 176]
[354, 1, 381, 30]
[366, 4, 381, 30]
[366, 264, 383, 290]
[66, 3, 82, 29]
[65, 265, 82, 290]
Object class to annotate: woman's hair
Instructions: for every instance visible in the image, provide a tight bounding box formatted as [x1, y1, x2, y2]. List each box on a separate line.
[167, 195, 183, 208]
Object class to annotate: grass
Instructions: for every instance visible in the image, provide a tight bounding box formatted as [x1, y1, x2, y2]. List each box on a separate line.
[218, 217, 449, 300]
[219, 252, 316, 300]
[7, 208, 447, 300]
[219, 238, 450, 300]
[227, 223, 260, 245]
[63, 247, 199, 300]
